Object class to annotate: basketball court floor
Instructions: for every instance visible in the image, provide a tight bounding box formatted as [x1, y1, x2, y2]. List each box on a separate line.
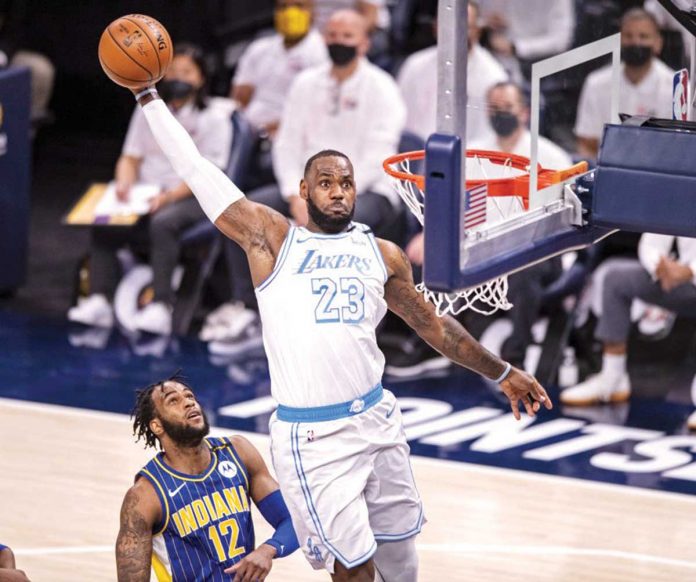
[1, 309, 696, 581]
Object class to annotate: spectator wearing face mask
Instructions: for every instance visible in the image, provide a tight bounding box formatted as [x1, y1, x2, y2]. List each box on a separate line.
[68, 44, 233, 335]
[312, 0, 386, 36]
[466, 81, 574, 371]
[230, 0, 328, 137]
[397, 1, 508, 143]
[471, 81, 572, 169]
[209, 10, 406, 355]
[272, 9, 405, 234]
[575, 8, 674, 159]
[390, 80, 573, 377]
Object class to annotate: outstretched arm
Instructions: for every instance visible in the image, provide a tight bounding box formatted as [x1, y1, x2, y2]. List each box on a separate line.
[224, 436, 299, 581]
[115, 479, 160, 582]
[379, 239, 552, 419]
[131, 89, 289, 271]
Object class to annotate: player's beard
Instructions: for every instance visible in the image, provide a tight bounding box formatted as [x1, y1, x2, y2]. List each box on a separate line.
[307, 196, 354, 234]
[161, 411, 211, 447]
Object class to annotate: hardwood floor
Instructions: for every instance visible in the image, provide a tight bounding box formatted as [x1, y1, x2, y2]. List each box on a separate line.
[1, 398, 695, 581]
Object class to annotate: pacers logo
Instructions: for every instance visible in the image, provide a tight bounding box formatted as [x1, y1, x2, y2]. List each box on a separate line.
[218, 460, 238, 479]
[0, 102, 7, 157]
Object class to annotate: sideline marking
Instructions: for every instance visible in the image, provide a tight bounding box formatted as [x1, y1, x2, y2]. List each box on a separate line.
[417, 543, 696, 570]
[13, 542, 696, 571]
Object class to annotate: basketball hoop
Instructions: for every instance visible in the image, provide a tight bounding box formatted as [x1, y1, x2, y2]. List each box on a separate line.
[383, 149, 588, 316]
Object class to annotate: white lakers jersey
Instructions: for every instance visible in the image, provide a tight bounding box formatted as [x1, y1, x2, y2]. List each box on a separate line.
[255, 223, 388, 408]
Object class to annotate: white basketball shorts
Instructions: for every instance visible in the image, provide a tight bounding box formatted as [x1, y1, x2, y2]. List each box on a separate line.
[269, 386, 425, 573]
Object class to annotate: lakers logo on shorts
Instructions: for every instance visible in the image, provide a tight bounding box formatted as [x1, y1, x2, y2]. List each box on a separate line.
[349, 398, 364, 414]
[306, 538, 323, 562]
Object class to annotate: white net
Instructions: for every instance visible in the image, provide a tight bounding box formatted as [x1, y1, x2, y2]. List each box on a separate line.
[387, 153, 531, 316]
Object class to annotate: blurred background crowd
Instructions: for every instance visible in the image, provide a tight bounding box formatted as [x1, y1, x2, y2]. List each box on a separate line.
[0, 0, 694, 420]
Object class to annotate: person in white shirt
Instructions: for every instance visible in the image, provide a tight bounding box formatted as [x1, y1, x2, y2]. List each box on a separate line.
[470, 80, 573, 370]
[404, 81, 573, 269]
[397, 0, 508, 143]
[479, 0, 574, 81]
[312, 0, 385, 34]
[272, 9, 406, 234]
[470, 81, 572, 168]
[214, 9, 406, 352]
[206, 0, 327, 345]
[561, 233, 696, 410]
[644, 0, 692, 70]
[575, 8, 675, 159]
[68, 45, 233, 335]
[389, 80, 573, 377]
[111, 63, 552, 579]
[231, 0, 328, 136]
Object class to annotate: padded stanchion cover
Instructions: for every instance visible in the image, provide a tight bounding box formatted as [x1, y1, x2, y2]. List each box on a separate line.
[593, 119, 696, 237]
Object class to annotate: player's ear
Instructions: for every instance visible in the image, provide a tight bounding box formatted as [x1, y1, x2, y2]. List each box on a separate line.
[150, 418, 164, 437]
[300, 178, 309, 201]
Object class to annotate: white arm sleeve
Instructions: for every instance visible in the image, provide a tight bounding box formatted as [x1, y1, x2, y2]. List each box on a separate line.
[141, 98, 244, 222]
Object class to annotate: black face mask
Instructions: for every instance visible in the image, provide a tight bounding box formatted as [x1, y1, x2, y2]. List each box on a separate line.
[621, 45, 653, 67]
[158, 79, 196, 102]
[306, 195, 355, 234]
[327, 43, 358, 66]
[489, 111, 519, 137]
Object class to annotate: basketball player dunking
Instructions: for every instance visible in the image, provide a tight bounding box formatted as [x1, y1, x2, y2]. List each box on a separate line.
[124, 84, 552, 582]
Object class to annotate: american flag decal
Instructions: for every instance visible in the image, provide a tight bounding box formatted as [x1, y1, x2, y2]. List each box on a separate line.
[464, 183, 488, 228]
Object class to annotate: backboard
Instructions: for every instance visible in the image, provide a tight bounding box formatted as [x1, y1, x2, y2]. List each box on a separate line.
[397, 0, 696, 295]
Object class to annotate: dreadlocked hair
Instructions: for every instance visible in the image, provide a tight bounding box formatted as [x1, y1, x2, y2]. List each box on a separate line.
[131, 370, 193, 449]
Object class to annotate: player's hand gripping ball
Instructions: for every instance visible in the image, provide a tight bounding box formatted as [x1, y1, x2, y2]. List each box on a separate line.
[98, 14, 173, 89]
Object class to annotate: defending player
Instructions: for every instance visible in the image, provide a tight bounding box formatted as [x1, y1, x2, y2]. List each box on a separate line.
[123, 84, 552, 582]
[115, 373, 298, 581]
[0, 544, 30, 582]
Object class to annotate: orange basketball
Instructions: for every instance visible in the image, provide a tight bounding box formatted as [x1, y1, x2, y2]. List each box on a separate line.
[98, 14, 173, 89]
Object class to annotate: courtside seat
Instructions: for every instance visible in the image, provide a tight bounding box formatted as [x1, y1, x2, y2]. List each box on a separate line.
[173, 108, 259, 335]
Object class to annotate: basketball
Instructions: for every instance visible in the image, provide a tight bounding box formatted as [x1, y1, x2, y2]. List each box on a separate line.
[98, 14, 173, 89]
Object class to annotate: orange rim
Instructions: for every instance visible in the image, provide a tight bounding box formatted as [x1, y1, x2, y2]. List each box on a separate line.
[383, 149, 588, 204]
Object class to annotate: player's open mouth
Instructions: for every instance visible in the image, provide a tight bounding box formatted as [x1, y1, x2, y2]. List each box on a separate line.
[187, 411, 201, 420]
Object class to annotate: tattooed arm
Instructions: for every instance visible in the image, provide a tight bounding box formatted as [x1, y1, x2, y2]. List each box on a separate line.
[378, 239, 553, 419]
[214, 200, 291, 287]
[115, 479, 161, 582]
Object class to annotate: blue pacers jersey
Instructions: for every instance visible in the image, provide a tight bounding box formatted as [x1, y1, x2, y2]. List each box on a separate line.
[138, 437, 255, 582]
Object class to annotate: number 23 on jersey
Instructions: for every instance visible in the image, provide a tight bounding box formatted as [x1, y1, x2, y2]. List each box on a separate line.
[311, 277, 365, 324]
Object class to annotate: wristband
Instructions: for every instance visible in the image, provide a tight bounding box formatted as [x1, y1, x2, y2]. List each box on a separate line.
[492, 362, 512, 384]
[134, 87, 158, 102]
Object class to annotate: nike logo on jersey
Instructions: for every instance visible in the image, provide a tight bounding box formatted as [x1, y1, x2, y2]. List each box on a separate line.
[296, 249, 372, 275]
[168, 483, 186, 497]
[386, 402, 397, 419]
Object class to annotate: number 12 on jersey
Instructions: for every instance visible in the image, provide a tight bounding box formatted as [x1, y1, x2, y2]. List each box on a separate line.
[311, 277, 365, 323]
